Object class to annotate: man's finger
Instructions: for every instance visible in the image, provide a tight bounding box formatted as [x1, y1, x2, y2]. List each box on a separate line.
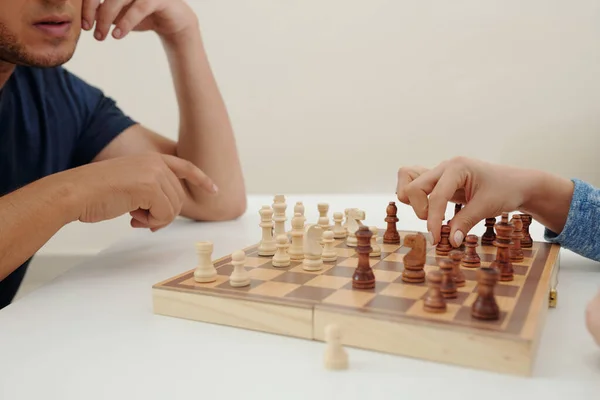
[94, 0, 134, 40]
[81, 0, 101, 30]
[113, 0, 157, 39]
[396, 166, 428, 204]
[448, 194, 489, 247]
[161, 155, 218, 194]
[426, 167, 465, 244]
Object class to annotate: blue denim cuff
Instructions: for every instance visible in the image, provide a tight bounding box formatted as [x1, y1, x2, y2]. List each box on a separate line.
[544, 178, 600, 261]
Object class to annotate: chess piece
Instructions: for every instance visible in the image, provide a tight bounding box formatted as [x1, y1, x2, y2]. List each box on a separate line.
[402, 233, 426, 283]
[303, 224, 324, 271]
[288, 212, 305, 261]
[346, 208, 365, 247]
[453, 204, 466, 250]
[423, 270, 446, 313]
[490, 212, 514, 281]
[258, 205, 276, 256]
[471, 267, 500, 320]
[481, 217, 497, 245]
[439, 258, 457, 299]
[322, 231, 337, 262]
[193, 241, 217, 283]
[272, 234, 291, 267]
[229, 250, 251, 287]
[369, 226, 381, 257]
[510, 214, 525, 263]
[435, 225, 452, 256]
[520, 213, 533, 248]
[352, 226, 375, 289]
[332, 212, 347, 239]
[272, 195, 287, 238]
[317, 202, 330, 231]
[462, 234, 481, 268]
[324, 324, 348, 370]
[294, 201, 306, 224]
[383, 202, 401, 244]
[448, 249, 466, 287]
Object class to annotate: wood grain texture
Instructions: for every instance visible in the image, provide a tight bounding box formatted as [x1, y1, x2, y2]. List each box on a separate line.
[152, 226, 560, 376]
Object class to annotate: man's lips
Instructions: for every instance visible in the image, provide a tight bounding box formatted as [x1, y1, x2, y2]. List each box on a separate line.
[33, 16, 73, 38]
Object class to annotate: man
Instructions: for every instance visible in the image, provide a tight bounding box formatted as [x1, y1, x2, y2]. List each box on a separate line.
[0, 0, 247, 309]
[396, 156, 600, 345]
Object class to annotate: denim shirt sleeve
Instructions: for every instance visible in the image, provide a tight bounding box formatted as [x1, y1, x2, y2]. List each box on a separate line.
[544, 178, 600, 261]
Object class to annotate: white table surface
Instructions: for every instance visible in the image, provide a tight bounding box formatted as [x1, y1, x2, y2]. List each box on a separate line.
[1, 194, 600, 399]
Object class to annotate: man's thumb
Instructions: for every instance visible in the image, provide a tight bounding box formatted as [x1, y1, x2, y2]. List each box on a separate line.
[449, 202, 489, 248]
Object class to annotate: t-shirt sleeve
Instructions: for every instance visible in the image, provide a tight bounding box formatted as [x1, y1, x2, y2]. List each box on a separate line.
[60, 68, 138, 168]
[544, 178, 600, 261]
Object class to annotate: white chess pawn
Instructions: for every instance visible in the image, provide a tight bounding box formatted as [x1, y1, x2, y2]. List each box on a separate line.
[332, 212, 346, 239]
[369, 226, 381, 257]
[258, 205, 276, 256]
[317, 202, 330, 231]
[272, 234, 291, 267]
[294, 201, 306, 224]
[194, 241, 217, 283]
[324, 324, 348, 370]
[322, 231, 337, 262]
[229, 250, 250, 287]
[289, 212, 305, 261]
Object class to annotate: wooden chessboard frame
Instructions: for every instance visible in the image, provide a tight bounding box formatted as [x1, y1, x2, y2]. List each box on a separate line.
[152, 229, 561, 377]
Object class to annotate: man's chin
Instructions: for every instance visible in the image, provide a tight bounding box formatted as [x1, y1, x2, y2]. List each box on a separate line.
[14, 47, 76, 68]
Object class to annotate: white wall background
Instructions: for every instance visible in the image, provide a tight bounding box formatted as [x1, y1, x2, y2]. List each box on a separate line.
[27, 0, 600, 282]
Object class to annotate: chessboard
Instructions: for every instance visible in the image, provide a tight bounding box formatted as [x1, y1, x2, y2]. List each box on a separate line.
[152, 199, 561, 377]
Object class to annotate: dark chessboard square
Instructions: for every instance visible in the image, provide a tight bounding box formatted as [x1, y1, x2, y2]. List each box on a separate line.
[215, 279, 265, 292]
[373, 260, 403, 272]
[479, 253, 495, 262]
[494, 284, 520, 298]
[271, 271, 317, 285]
[285, 285, 337, 302]
[258, 260, 302, 270]
[341, 281, 390, 293]
[216, 264, 235, 276]
[461, 269, 478, 281]
[454, 305, 507, 327]
[364, 295, 415, 313]
[392, 275, 426, 287]
[513, 265, 528, 275]
[323, 266, 356, 278]
[440, 290, 470, 305]
[522, 249, 534, 258]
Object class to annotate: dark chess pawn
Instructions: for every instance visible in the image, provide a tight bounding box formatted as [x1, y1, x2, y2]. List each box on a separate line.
[490, 213, 514, 281]
[448, 249, 466, 287]
[352, 226, 376, 289]
[462, 234, 481, 268]
[520, 213, 533, 248]
[423, 270, 446, 313]
[383, 202, 401, 244]
[472, 267, 500, 320]
[439, 259, 457, 299]
[401, 233, 426, 283]
[481, 217, 497, 245]
[435, 225, 452, 256]
[509, 215, 525, 263]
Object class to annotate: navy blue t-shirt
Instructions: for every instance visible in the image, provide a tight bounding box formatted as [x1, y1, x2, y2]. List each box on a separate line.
[0, 66, 137, 309]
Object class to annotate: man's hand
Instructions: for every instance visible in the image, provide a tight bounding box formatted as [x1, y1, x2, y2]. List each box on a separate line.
[66, 153, 217, 231]
[81, 0, 198, 42]
[396, 156, 573, 247]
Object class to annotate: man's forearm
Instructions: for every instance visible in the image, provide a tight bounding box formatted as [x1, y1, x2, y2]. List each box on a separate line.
[160, 26, 247, 221]
[0, 177, 75, 281]
[518, 169, 575, 234]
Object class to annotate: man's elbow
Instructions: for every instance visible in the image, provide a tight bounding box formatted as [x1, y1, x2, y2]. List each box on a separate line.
[185, 194, 248, 222]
